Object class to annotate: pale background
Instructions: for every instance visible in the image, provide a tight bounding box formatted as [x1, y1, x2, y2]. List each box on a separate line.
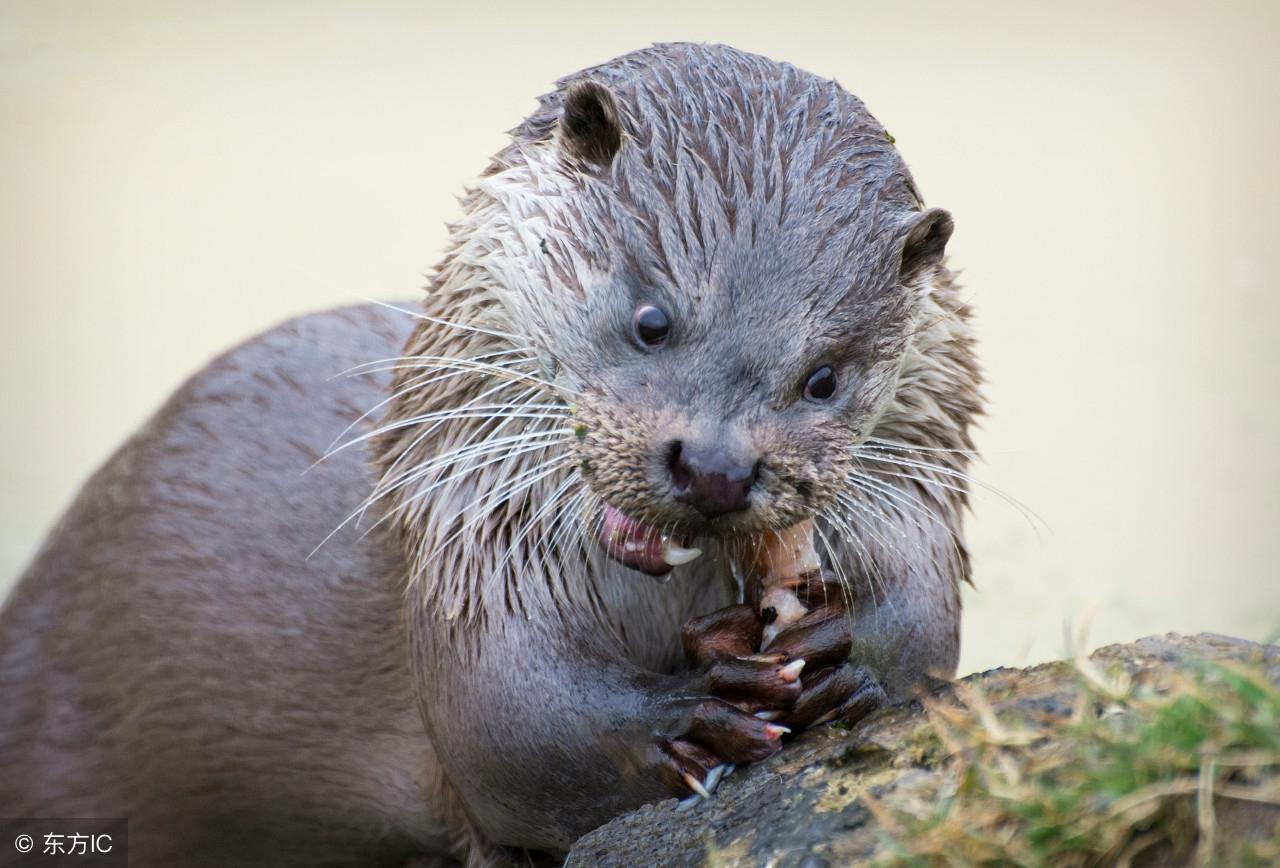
[2, 0, 1277, 675]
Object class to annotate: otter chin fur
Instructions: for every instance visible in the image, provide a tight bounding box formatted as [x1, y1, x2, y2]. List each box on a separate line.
[0, 43, 980, 867]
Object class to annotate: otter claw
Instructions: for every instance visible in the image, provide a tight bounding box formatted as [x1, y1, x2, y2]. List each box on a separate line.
[754, 709, 782, 721]
[779, 659, 806, 682]
[682, 771, 711, 799]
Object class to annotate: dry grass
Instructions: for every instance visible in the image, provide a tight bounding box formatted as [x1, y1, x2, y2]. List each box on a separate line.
[866, 650, 1280, 867]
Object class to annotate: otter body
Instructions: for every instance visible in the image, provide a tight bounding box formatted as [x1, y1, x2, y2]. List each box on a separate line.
[0, 307, 448, 865]
[0, 44, 980, 866]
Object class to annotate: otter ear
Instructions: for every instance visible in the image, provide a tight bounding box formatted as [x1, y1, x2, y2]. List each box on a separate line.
[560, 80, 623, 168]
[899, 208, 954, 280]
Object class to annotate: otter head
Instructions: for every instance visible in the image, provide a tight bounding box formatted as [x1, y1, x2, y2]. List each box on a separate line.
[382, 45, 971, 599]
[523, 50, 954, 574]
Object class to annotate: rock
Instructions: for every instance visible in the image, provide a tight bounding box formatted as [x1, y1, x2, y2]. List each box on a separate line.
[566, 633, 1280, 867]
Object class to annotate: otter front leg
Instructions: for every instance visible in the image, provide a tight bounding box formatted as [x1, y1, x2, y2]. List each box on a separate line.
[411, 610, 796, 858]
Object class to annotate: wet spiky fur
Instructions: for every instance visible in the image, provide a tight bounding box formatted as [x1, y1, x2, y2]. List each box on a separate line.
[372, 44, 982, 671]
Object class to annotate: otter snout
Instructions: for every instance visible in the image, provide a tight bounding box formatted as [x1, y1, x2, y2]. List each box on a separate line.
[666, 437, 760, 519]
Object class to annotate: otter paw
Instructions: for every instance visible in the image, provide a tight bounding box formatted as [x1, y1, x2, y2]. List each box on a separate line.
[682, 604, 804, 713]
[761, 605, 853, 670]
[779, 662, 887, 729]
[746, 603, 885, 728]
[651, 695, 787, 797]
[681, 604, 763, 666]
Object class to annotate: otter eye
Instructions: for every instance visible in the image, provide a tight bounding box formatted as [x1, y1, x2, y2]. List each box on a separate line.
[632, 305, 670, 348]
[803, 366, 837, 402]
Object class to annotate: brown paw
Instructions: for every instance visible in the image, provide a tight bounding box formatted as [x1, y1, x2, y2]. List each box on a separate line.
[651, 695, 787, 797]
[681, 604, 803, 712]
[780, 661, 887, 728]
[764, 605, 854, 669]
[681, 603, 763, 665]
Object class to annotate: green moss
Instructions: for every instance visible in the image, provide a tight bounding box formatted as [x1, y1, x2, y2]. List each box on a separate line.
[873, 657, 1280, 866]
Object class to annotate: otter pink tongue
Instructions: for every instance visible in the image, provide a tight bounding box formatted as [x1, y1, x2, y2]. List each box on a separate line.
[599, 505, 702, 577]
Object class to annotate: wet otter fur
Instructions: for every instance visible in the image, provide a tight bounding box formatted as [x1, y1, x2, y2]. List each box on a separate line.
[0, 43, 980, 867]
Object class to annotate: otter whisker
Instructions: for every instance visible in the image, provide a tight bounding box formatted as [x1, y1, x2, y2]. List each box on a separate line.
[828, 494, 916, 572]
[846, 469, 949, 529]
[345, 374, 552, 487]
[331, 345, 536, 381]
[453, 458, 573, 609]
[315, 349, 541, 463]
[560, 487, 600, 569]
[345, 355, 567, 396]
[310, 429, 571, 558]
[842, 473, 970, 592]
[363, 297, 528, 345]
[810, 518, 856, 613]
[854, 447, 1045, 532]
[376, 382, 546, 486]
[453, 450, 574, 528]
[863, 437, 982, 457]
[344, 357, 535, 382]
[869, 468, 972, 498]
[820, 499, 906, 617]
[845, 469, 968, 578]
[374, 380, 547, 488]
[831, 492, 952, 598]
[376, 427, 570, 500]
[824, 509, 875, 611]
[379, 429, 573, 513]
[832, 489, 912, 542]
[818, 504, 898, 623]
[540, 488, 589, 603]
[427, 456, 577, 579]
[362, 433, 575, 543]
[832, 490, 927, 572]
[496, 470, 581, 579]
[524, 483, 593, 611]
[323, 405, 568, 464]
[539, 486, 582, 564]
[845, 469, 965, 555]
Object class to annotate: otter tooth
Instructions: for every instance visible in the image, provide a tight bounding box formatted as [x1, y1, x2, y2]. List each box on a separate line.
[661, 541, 702, 567]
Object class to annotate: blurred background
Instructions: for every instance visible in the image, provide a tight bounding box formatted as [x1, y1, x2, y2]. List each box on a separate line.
[1, 0, 1277, 675]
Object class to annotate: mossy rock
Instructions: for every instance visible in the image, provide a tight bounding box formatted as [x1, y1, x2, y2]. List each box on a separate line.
[566, 634, 1280, 867]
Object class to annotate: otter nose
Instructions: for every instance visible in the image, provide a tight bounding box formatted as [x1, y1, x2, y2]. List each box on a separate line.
[667, 439, 759, 519]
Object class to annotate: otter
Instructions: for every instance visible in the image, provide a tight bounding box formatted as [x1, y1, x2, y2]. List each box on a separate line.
[0, 43, 980, 866]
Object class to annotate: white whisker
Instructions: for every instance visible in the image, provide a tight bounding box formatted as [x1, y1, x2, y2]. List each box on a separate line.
[854, 446, 1046, 532]
[361, 297, 527, 344]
